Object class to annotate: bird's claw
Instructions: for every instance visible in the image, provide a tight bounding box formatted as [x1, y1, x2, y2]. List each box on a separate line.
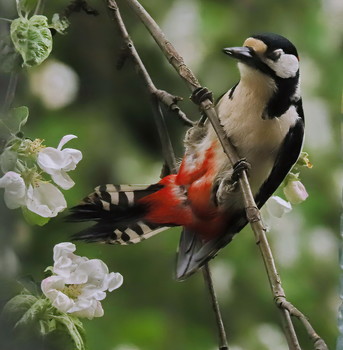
[191, 87, 213, 105]
[231, 158, 251, 182]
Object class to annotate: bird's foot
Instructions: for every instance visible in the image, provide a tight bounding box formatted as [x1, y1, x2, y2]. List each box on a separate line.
[231, 158, 251, 183]
[190, 87, 213, 105]
[215, 160, 251, 205]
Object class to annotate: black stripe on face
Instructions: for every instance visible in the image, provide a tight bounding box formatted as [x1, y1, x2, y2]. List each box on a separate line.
[228, 82, 238, 100]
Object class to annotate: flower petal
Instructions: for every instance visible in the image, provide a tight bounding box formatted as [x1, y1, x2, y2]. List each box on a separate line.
[57, 134, 77, 150]
[52, 291, 75, 313]
[60, 148, 82, 171]
[26, 182, 67, 217]
[106, 272, 124, 292]
[283, 180, 309, 204]
[0, 171, 26, 209]
[266, 196, 292, 218]
[37, 147, 66, 173]
[41, 275, 65, 294]
[51, 170, 75, 190]
[69, 299, 104, 319]
[53, 242, 76, 261]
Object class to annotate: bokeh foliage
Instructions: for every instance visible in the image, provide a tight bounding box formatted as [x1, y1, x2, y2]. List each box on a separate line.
[0, 0, 341, 349]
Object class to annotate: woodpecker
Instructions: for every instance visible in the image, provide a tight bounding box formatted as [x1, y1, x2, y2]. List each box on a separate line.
[69, 33, 304, 280]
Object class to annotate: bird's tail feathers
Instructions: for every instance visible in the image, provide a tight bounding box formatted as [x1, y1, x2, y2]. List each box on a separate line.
[68, 184, 170, 244]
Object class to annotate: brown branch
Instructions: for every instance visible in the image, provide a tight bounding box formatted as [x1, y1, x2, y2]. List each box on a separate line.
[203, 264, 229, 350]
[106, 1, 229, 348]
[106, 0, 177, 173]
[122, 1, 329, 349]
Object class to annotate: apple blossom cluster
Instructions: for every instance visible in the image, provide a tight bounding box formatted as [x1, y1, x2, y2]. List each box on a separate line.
[261, 152, 311, 229]
[41, 242, 123, 319]
[0, 134, 82, 218]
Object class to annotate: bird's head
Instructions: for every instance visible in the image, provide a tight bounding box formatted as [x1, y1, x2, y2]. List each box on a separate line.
[223, 33, 300, 81]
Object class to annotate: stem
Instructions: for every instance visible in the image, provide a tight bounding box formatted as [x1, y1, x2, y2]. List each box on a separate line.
[202, 264, 229, 350]
[0, 18, 12, 23]
[106, 0, 177, 173]
[33, 0, 45, 16]
[123, 1, 328, 349]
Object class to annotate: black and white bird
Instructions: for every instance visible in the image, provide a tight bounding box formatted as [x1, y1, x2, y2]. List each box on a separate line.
[69, 33, 304, 280]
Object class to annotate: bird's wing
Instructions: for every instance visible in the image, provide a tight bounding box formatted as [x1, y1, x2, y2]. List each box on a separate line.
[175, 109, 304, 280]
[255, 115, 304, 208]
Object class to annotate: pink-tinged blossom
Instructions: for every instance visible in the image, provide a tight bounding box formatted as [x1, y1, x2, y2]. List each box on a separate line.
[283, 180, 309, 204]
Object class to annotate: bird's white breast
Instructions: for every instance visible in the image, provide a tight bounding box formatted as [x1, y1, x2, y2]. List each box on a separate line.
[206, 70, 299, 194]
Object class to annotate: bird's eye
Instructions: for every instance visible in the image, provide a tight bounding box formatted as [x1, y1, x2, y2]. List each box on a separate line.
[266, 49, 282, 61]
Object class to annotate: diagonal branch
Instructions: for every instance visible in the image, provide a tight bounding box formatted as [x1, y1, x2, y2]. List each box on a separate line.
[122, 1, 329, 350]
[106, 0, 177, 172]
[106, 1, 229, 348]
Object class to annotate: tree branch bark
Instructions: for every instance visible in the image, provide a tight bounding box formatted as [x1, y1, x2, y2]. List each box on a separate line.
[106, 1, 229, 348]
[112, 1, 328, 349]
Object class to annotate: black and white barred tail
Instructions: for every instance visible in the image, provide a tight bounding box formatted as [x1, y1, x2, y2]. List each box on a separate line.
[68, 184, 169, 245]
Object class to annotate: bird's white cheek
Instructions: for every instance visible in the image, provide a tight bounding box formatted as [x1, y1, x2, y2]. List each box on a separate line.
[272, 54, 299, 78]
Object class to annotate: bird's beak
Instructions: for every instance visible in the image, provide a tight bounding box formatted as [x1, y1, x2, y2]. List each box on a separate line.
[222, 46, 254, 61]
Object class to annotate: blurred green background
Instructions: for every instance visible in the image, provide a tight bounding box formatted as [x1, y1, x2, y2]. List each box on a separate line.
[0, 0, 342, 349]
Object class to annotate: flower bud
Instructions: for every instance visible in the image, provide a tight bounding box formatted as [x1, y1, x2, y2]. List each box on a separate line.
[283, 180, 309, 204]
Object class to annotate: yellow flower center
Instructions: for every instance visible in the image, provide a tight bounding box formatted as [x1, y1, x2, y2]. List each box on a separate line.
[21, 138, 46, 156]
[63, 284, 84, 299]
[27, 139, 45, 155]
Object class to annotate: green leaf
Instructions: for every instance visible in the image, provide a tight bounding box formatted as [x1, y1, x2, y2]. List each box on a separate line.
[15, 298, 49, 328]
[16, 0, 39, 16]
[10, 15, 52, 67]
[17, 275, 42, 296]
[22, 206, 50, 226]
[50, 14, 70, 35]
[53, 314, 86, 350]
[5, 106, 29, 134]
[0, 147, 18, 173]
[0, 34, 22, 73]
[39, 318, 57, 335]
[3, 293, 38, 321]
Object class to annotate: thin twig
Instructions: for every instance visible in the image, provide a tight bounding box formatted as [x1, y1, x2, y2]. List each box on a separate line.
[123, 1, 329, 349]
[106, 0, 177, 173]
[203, 264, 229, 350]
[107, 1, 229, 348]
[33, 0, 45, 15]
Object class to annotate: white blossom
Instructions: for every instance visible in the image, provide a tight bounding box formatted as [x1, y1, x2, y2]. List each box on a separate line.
[37, 135, 82, 190]
[283, 180, 309, 204]
[41, 242, 123, 319]
[0, 171, 66, 217]
[261, 196, 292, 231]
[26, 182, 67, 217]
[0, 171, 26, 209]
